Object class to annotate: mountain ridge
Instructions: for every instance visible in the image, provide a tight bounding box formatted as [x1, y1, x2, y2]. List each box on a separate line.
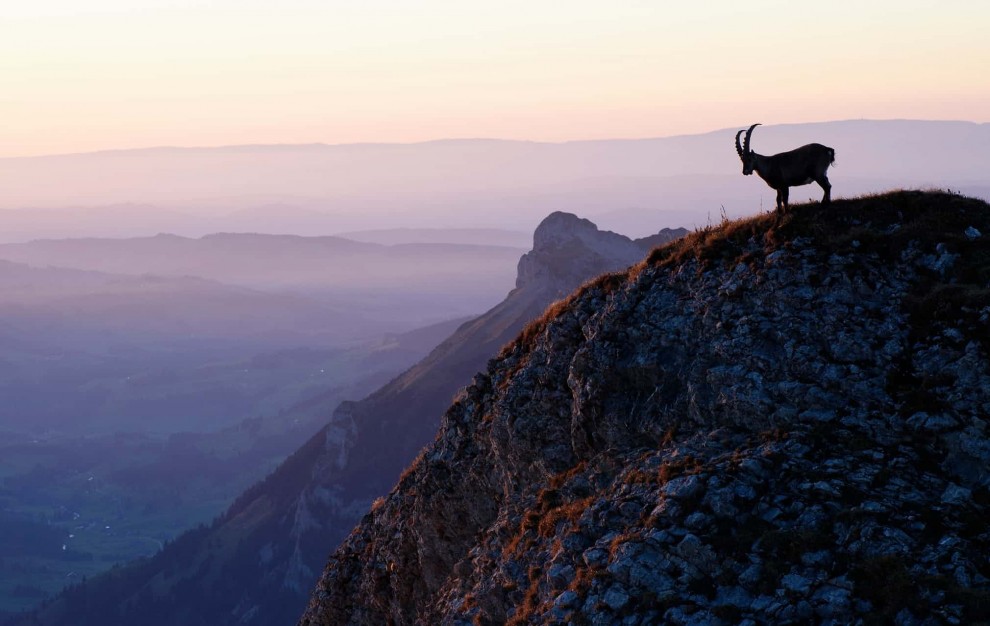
[299, 190, 990, 625]
[3, 119, 986, 160]
[2, 120, 987, 241]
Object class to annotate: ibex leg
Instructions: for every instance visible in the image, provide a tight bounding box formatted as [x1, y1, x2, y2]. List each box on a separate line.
[817, 176, 832, 204]
[776, 187, 789, 212]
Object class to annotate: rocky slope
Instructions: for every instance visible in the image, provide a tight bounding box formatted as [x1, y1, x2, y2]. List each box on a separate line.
[300, 191, 990, 625]
[298, 214, 686, 576]
[11, 214, 684, 626]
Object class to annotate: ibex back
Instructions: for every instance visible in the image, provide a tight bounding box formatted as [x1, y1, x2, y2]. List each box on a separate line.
[735, 123, 835, 212]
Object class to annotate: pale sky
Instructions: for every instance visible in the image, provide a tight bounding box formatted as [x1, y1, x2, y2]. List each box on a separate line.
[1, 0, 988, 157]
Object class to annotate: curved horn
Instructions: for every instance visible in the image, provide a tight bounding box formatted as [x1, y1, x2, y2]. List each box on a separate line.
[743, 123, 760, 154]
[735, 129, 745, 159]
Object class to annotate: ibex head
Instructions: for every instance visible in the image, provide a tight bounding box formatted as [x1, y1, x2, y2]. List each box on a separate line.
[735, 123, 761, 176]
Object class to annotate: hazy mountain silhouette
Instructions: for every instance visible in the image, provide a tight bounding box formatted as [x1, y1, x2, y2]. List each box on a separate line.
[0, 120, 986, 241]
[0, 233, 524, 327]
[0, 258, 361, 347]
[334, 227, 531, 247]
[0, 258, 395, 435]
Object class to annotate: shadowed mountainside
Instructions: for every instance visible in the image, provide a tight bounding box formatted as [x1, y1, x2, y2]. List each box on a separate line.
[299, 191, 990, 625]
[9, 214, 686, 626]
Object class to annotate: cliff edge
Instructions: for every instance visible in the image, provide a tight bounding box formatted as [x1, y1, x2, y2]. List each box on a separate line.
[300, 191, 990, 625]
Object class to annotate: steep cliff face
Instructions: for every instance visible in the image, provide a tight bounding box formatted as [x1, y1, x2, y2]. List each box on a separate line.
[217, 214, 661, 608]
[300, 191, 990, 625]
[260, 212, 684, 609]
[12, 214, 683, 626]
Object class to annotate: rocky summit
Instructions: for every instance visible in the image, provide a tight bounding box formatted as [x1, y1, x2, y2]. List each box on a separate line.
[299, 191, 990, 626]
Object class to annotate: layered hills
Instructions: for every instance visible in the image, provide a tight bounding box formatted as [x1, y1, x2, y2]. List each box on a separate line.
[300, 191, 990, 625]
[1, 121, 988, 241]
[10, 214, 685, 625]
[0, 233, 524, 327]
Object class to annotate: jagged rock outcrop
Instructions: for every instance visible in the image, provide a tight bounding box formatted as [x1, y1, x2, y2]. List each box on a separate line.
[11, 214, 684, 626]
[300, 191, 990, 625]
[516, 212, 653, 291]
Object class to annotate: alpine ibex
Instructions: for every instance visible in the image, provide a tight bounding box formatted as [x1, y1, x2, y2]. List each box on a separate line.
[735, 123, 835, 212]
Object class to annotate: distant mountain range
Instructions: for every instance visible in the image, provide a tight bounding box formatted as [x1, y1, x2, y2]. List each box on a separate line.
[9, 213, 687, 626]
[0, 232, 524, 328]
[0, 258, 355, 346]
[0, 256, 460, 436]
[335, 227, 532, 248]
[0, 120, 986, 240]
[0, 230, 526, 436]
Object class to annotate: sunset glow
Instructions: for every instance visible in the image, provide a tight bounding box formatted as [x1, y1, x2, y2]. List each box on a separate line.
[2, 0, 988, 157]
